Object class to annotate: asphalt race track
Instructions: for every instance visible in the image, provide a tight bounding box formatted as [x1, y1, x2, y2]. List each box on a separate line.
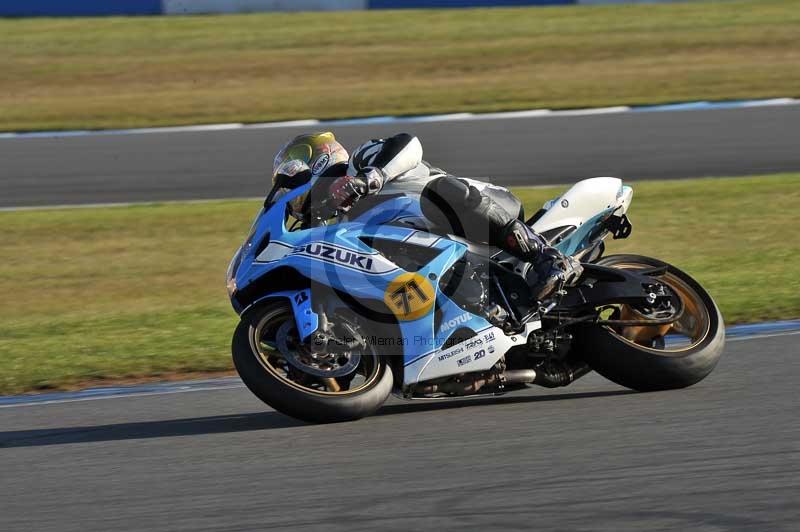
[2, 104, 800, 208]
[1, 333, 798, 532]
[2, 104, 799, 531]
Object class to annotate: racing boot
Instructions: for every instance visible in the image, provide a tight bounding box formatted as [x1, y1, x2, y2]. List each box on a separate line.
[527, 246, 584, 300]
[496, 219, 584, 299]
[496, 218, 546, 262]
[529, 252, 564, 301]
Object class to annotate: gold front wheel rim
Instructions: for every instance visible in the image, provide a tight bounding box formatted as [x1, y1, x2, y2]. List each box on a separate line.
[249, 309, 381, 396]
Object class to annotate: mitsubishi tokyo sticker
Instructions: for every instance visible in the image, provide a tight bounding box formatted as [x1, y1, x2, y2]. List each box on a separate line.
[403, 323, 523, 384]
[437, 334, 485, 362]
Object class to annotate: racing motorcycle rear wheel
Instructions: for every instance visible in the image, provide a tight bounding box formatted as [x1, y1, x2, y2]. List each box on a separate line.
[575, 254, 725, 391]
[232, 300, 393, 423]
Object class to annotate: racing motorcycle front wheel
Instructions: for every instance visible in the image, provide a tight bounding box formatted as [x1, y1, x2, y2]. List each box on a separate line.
[574, 254, 725, 391]
[232, 301, 393, 423]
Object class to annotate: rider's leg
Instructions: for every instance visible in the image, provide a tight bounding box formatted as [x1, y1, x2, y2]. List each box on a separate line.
[420, 176, 583, 299]
[419, 175, 545, 261]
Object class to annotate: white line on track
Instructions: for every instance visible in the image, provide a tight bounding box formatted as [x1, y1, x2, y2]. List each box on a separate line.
[727, 330, 800, 342]
[0, 185, 560, 212]
[0, 384, 246, 409]
[1, 98, 797, 141]
[0, 196, 265, 213]
[1, 329, 796, 409]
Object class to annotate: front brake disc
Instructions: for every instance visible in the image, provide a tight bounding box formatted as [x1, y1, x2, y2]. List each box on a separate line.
[275, 321, 361, 378]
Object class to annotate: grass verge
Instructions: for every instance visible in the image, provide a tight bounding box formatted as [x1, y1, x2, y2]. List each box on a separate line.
[1, 173, 798, 395]
[2, 0, 800, 131]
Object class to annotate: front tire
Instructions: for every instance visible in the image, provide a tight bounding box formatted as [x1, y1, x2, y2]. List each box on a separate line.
[574, 254, 725, 391]
[232, 301, 393, 423]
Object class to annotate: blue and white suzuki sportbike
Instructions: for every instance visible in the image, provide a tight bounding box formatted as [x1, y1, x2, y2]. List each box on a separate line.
[227, 175, 724, 423]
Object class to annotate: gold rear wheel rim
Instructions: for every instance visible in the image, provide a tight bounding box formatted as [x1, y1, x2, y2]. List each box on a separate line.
[604, 262, 711, 354]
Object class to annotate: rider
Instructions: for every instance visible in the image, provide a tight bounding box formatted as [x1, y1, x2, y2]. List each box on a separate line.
[272, 132, 582, 298]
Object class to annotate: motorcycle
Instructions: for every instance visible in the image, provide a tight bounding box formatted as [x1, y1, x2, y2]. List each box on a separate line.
[226, 174, 724, 423]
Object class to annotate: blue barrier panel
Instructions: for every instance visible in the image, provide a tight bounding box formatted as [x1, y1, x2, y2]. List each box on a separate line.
[369, 0, 575, 8]
[0, 0, 162, 17]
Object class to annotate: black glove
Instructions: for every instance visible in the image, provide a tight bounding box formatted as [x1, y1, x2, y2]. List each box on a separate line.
[357, 167, 386, 194]
[327, 175, 367, 213]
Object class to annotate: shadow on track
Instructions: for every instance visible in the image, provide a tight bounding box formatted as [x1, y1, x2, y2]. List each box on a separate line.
[0, 389, 632, 448]
[376, 389, 634, 417]
[0, 411, 305, 449]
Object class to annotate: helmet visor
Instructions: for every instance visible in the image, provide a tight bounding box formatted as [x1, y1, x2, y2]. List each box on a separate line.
[273, 132, 346, 178]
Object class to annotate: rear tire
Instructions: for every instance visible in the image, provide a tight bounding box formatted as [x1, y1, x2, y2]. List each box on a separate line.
[574, 254, 725, 391]
[232, 301, 393, 423]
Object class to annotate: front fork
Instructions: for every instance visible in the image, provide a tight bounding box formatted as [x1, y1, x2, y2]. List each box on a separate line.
[245, 289, 320, 342]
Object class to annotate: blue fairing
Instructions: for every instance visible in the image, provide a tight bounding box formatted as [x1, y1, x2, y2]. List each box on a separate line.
[228, 182, 610, 380]
[228, 184, 494, 373]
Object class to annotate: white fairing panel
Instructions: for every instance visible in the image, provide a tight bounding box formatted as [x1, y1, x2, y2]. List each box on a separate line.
[405, 321, 542, 385]
[532, 177, 631, 233]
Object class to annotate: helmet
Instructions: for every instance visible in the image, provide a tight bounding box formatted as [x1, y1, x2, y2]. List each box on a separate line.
[272, 132, 349, 218]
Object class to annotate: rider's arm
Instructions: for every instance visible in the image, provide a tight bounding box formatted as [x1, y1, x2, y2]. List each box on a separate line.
[326, 133, 424, 213]
[348, 133, 424, 194]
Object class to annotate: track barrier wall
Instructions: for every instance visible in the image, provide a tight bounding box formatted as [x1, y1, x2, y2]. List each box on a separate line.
[1, 0, 706, 17]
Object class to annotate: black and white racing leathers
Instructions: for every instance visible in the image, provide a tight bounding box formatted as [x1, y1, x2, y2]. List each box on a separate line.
[346, 133, 547, 263]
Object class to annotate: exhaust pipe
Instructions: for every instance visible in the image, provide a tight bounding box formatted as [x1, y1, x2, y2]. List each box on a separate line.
[411, 362, 589, 397]
[532, 360, 591, 388]
[414, 368, 537, 396]
[503, 369, 537, 384]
